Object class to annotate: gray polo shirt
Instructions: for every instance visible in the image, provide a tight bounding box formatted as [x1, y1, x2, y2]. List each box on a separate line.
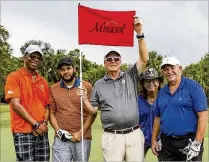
[91, 63, 140, 130]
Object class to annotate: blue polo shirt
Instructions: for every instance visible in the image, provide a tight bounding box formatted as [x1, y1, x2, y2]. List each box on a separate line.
[138, 95, 156, 147]
[155, 77, 208, 136]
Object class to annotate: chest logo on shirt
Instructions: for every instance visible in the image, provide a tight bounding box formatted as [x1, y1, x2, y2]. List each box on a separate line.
[121, 79, 125, 84]
[7, 90, 14, 94]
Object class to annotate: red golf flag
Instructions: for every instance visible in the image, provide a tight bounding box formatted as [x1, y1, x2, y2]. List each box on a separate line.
[78, 5, 135, 46]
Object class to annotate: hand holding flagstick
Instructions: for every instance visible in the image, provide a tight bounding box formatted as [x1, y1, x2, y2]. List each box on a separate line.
[134, 16, 143, 35]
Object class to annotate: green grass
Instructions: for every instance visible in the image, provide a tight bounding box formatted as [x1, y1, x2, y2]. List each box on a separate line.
[0, 104, 208, 161]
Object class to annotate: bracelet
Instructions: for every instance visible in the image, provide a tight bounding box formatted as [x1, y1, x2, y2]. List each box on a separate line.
[136, 33, 145, 39]
[40, 119, 48, 125]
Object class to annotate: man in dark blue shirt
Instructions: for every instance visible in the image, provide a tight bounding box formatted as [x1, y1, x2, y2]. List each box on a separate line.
[151, 56, 208, 161]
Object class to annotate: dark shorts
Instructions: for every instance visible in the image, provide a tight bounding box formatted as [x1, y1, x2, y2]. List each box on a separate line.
[13, 132, 50, 161]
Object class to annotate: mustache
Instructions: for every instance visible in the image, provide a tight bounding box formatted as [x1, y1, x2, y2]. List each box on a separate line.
[60, 72, 76, 82]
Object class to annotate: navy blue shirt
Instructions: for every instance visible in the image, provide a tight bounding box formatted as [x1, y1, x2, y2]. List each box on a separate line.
[155, 77, 208, 136]
[138, 95, 156, 147]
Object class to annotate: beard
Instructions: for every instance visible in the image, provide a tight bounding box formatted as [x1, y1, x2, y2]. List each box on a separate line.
[60, 72, 76, 82]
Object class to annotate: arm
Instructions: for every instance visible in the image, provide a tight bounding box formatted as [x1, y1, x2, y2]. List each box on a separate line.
[78, 85, 98, 115]
[195, 110, 208, 142]
[72, 113, 97, 142]
[151, 116, 161, 156]
[134, 16, 149, 74]
[49, 91, 60, 132]
[10, 98, 37, 125]
[83, 99, 98, 115]
[10, 98, 46, 135]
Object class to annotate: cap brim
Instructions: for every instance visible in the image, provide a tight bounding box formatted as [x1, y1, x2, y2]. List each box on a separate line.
[25, 50, 43, 56]
[104, 51, 121, 58]
[56, 62, 73, 69]
[141, 75, 164, 81]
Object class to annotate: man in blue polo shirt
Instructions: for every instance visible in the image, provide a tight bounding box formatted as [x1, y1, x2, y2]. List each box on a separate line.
[151, 56, 208, 161]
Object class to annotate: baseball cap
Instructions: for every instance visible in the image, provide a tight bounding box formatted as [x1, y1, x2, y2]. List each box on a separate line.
[24, 45, 43, 56]
[104, 47, 121, 59]
[141, 68, 163, 81]
[57, 58, 74, 69]
[160, 56, 180, 69]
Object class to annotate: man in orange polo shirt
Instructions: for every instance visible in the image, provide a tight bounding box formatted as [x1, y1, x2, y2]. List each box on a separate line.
[4, 45, 50, 161]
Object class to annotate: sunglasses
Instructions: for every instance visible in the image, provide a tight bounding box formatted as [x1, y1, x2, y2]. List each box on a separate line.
[105, 57, 121, 62]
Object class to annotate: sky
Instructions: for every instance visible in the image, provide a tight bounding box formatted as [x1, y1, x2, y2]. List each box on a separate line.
[1, 1, 208, 67]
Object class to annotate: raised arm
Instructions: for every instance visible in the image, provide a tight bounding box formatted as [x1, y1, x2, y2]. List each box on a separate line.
[134, 16, 149, 74]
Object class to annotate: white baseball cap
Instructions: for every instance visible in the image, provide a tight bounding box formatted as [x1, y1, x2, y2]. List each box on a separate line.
[24, 45, 43, 56]
[160, 56, 180, 69]
[104, 47, 121, 59]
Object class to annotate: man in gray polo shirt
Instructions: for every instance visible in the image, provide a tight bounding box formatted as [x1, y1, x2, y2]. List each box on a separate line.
[79, 16, 149, 161]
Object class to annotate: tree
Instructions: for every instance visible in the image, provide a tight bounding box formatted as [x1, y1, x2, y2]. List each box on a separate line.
[0, 25, 21, 102]
[183, 53, 209, 102]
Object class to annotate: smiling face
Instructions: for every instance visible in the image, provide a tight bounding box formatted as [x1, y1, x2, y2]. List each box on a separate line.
[59, 64, 76, 82]
[143, 78, 160, 93]
[162, 64, 182, 83]
[104, 52, 121, 73]
[24, 52, 42, 70]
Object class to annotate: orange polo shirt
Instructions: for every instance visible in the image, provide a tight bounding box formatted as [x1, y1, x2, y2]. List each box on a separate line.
[4, 67, 50, 133]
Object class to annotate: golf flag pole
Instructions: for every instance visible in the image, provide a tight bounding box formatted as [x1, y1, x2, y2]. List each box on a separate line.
[78, 3, 85, 162]
[78, 4, 136, 161]
[79, 47, 85, 162]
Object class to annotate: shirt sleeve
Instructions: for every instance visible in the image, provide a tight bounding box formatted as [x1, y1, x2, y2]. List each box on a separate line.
[90, 83, 99, 108]
[49, 87, 57, 111]
[4, 72, 20, 102]
[126, 63, 140, 84]
[44, 81, 50, 106]
[154, 95, 161, 117]
[190, 82, 208, 112]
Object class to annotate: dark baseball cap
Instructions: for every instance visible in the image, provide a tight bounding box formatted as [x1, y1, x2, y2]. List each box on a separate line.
[57, 58, 74, 69]
[141, 68, 163, 81]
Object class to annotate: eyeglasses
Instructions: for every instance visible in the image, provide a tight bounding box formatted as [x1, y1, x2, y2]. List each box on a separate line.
[105, 57, 121, 62]
[29, 54, 43, 61]
[144, 79, 159, 84]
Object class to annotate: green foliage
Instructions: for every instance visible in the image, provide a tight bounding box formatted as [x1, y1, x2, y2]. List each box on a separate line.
[0, 26, 22, 100]
[1, 25, 208, 104]
[183, 53, 209, 102]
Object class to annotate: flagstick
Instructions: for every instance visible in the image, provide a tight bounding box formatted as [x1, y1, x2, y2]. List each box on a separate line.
[79, 49, 85, 162]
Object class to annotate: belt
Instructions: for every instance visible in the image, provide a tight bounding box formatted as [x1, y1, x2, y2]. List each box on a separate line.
[104, 125, 139, 134]
[161, 132, 195, 139]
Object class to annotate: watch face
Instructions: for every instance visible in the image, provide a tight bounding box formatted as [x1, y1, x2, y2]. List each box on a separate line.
[33, 123, 39, 129]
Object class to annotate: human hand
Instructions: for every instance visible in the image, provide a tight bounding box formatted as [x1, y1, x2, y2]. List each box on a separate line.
[57, 129, 73, 142]
[180, 139, 201, 161]
[151, 140, 161, 156]
[77, 86, 88, 101]
[33, 122, 48, 136]
[133, 16, 143, 35]
[71, 131, 82, 142]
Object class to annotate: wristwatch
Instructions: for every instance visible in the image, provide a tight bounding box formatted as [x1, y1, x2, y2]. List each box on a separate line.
[136, 33, 145, 39]
[32, 122, 40, 130]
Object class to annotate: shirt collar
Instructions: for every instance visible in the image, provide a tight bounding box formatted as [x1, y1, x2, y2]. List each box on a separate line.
[165, 76, 185, 94]
[103, 71, 124, 81]
[20, 67, 42, 81]
[60, 77, 80, 89]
